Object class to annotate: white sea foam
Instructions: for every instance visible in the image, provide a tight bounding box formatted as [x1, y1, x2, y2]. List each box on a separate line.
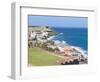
[62, 41, 66, 44]
[71, 46, 88, 58]
[54, 33, 63, 38]
[53, 40, 61, 44]
[59, 33, 63, 35]
[47, 32, 87, 58]
[47, 36, 55, 40]
[47, 33, 63, 40]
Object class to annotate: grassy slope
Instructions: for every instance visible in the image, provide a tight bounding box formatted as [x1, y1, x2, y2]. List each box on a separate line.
[28, 48, 62, 66]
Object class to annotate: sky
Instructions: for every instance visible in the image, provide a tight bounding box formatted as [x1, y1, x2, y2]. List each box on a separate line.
[28, 15, 88, 28]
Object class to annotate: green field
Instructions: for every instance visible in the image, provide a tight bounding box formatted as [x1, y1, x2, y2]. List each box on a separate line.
[28, 47, 62, 66]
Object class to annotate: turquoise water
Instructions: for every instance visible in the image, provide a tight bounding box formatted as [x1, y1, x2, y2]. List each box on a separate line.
[52, 27, 88, 51]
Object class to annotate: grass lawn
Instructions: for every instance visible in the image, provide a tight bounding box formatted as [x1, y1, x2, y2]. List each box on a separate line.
[28, 47, 62, 66]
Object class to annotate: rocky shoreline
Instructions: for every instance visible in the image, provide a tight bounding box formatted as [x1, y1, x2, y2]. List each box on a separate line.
[28, 26, 88, 65]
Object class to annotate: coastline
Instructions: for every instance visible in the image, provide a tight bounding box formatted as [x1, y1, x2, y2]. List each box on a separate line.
[47, 32, 88, 56]
[52, 27, 88, 51]
[28, 26, 88, 66]
[46, 27, 88, 64]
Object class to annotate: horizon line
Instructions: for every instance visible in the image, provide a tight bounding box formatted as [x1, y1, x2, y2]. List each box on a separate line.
[28, 26, 87, 28]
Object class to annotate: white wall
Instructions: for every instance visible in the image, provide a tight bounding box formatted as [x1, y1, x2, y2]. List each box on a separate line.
[0, 0, 100, 81]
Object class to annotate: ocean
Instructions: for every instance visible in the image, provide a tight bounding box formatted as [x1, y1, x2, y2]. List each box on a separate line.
[52, 27, 88, 51]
